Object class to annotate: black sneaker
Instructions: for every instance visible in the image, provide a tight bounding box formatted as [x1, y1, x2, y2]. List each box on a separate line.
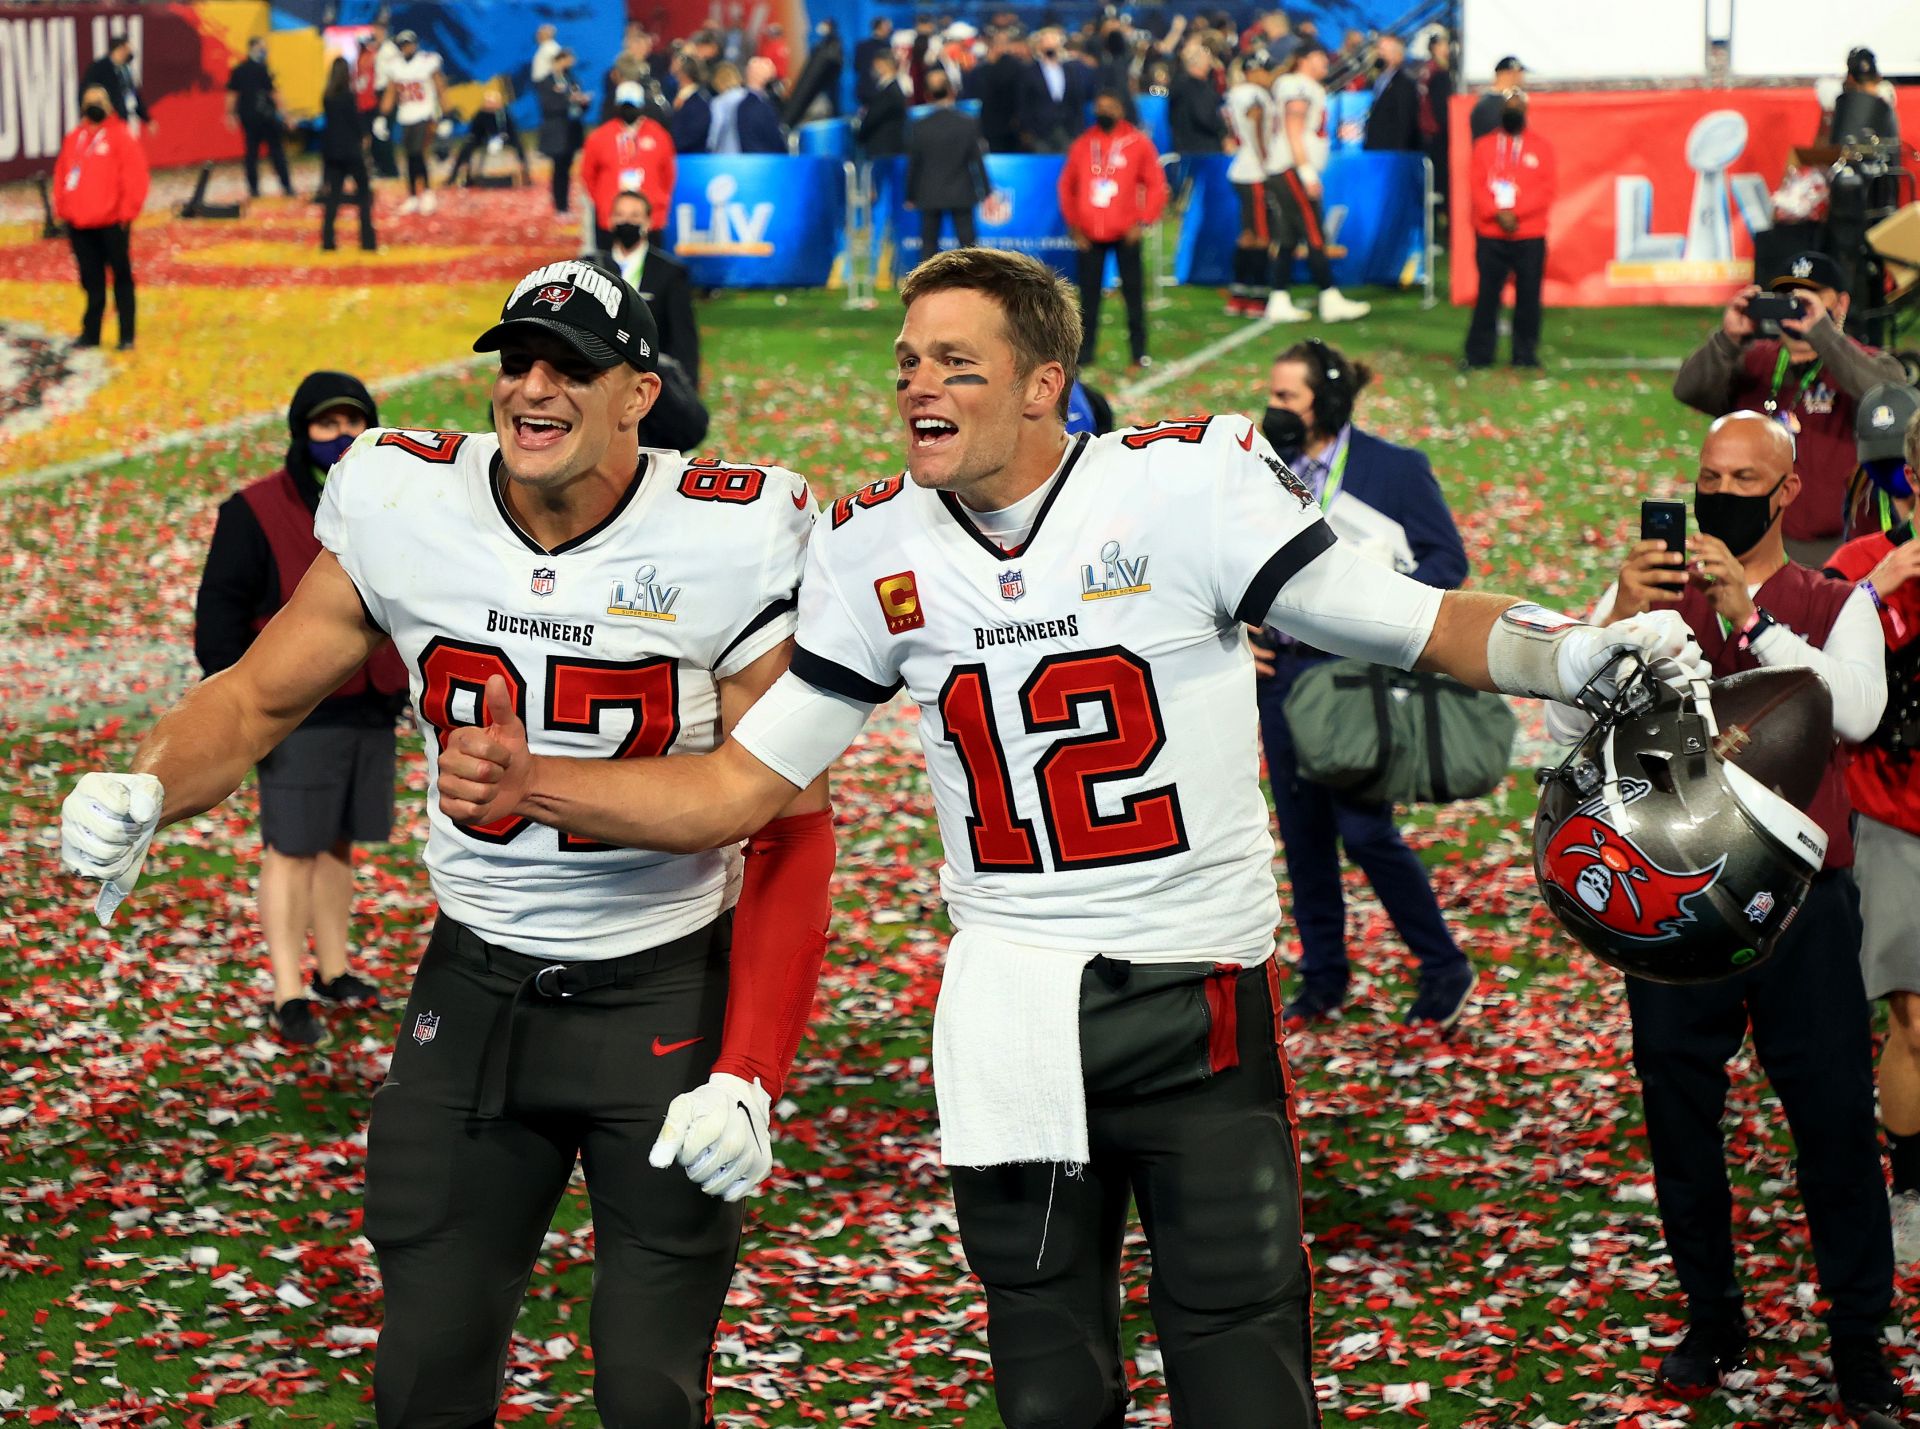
[1405, 961, 1476, 1033]
[1833, 1335, 1905, 1423]
[271, 996, 329, 1047]
[1658, 1320, 1748, 1400]
[1282, 978, 1347, 1029]
[310, 970, 380, 1008]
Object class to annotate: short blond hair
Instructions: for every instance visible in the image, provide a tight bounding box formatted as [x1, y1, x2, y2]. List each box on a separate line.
[899, 248, 1082, 418]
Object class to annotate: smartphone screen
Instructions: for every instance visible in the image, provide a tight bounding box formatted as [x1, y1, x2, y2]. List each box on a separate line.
[1641, 499, 1687, 564]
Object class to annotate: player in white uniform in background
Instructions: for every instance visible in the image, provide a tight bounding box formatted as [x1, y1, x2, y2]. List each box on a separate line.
[382, 29, 447, 213]
[1224, 53, 1274, 318]
[1264, 43, 1369, 325]
[60, 260, 837, 1429]
[431, 248, 1704, 1428]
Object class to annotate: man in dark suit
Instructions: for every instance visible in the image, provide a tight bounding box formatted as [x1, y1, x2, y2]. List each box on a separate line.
[857, 51, 907, 158]
[1362, 33, 1421, 152]
[1251, 339, 1477, 1032]
[83, 35, 149, 131]
[603, 192, 701, 388]
[906, 73, 989, 265]
[968, 26, 1029, 152]
[853, 18, 893, 106]
[1018, 26, 1094, 152]
[735, 56, 787, 153]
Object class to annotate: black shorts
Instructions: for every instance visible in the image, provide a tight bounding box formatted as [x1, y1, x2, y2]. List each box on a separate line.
[256, 724, 396, 856]
[368, 913, 743, 1428]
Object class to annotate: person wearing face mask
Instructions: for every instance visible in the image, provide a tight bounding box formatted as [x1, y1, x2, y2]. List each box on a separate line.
[192, 372, 406, 1049]
[53, 85, 148, 353]
[1675, 251, 1907, 567]
[1019, 25, 1094, 153]
[1463, 88, 1556, 371]
[1059, 89, 1167, 373]
[601, 191, 698, 386]
[1824, 388, 1920, 1271]
[225, 37, 293, 199]
[581, 81, 677, 250]
[1251, 339, 1473, 1030]
[1545, 411, 1898, 1419]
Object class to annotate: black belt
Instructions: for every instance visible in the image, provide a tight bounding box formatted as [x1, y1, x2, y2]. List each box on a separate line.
[435, 916, 723, 1120]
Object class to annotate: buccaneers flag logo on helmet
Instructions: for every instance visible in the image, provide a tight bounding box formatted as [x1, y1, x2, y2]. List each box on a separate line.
[1539, 781, 1725, 942]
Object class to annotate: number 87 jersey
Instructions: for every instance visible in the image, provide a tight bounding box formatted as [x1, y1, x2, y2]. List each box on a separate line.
[791, 418, 1428, 966]
[316, 428, 816, 962]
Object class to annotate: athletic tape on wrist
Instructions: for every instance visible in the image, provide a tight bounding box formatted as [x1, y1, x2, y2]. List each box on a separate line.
[1486, 602, 1582, 702]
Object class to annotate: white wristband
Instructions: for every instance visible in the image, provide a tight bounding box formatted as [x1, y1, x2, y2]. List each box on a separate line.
[1485, 602, 1582, 702]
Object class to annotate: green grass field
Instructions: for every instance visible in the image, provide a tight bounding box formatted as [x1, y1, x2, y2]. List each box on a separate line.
[0, 280, 1906, 1427]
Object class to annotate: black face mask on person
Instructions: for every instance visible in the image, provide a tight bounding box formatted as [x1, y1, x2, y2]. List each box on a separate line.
[1262, 405, 1308, 458]
[616, 102, 642, 123]
[1095, 111, 1119, 131]
[611, 222, 645, 248]
[1500, 107, 1526, 135]
[1694, 472, 1789, 557]
[83, 103, 109, 122]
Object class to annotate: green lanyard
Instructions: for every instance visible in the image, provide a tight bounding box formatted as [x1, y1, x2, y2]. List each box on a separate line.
[1315, 431, 1351, 511]
[1763, 348, 1822, 416]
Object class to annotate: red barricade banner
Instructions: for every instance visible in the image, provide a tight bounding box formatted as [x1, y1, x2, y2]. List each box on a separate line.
[0, 4, 240, 186]
[1449, 86, 1920, 308]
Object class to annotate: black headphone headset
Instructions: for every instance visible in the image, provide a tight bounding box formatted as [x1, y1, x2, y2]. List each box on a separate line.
[1300, 337, 1357, 435]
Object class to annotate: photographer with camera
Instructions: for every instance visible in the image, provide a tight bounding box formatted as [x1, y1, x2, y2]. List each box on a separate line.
[1547, 411, 1897, 1416]
[1825, 385, 1920, 1267]
[1251, 339, 1475, 1031]
[1673, 251, 1906, 565]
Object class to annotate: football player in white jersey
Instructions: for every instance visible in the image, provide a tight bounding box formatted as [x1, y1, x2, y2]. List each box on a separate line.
[1223, 53, 1274, 317]
[381, 29, 446, 213]
[1264, 44, 1369, 325]
[433, 248, 1705, 1427]
[60, 260, 835, 1429]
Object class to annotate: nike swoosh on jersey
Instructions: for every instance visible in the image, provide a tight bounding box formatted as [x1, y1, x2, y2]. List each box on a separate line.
[651, 1035, 703, 1056]
[1237, 425, 1255, 451]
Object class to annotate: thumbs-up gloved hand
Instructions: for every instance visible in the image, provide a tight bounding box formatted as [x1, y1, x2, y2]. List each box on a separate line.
[437, 674, 534, 827]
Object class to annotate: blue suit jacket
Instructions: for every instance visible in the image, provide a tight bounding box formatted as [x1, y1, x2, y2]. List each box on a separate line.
[1338, 427, 1469, 591]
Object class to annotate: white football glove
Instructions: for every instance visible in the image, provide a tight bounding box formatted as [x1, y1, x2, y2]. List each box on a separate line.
[60, 772, 164, 923]
[1556, 610, 1709, 698]
[649, 1071, 773, 1202]
[371, 115, 390, 141]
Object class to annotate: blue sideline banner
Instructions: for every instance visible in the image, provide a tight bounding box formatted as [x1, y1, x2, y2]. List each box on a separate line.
[670, 156, 846, 287]
[880, 154, 1077, 277]
[1174, 152, 1426, 290]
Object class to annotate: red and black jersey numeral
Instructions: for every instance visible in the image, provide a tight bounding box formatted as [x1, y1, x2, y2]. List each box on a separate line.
[678, 460, 766, 503]
[416, 641, 681, 852]
[937, 665, 1042, 872]
[830, 475, 906, 529]
[1120, 418, 1211, 450]
[544, 656, 681, 851]
[938, 647, 1188, 875]
[1021, 649, 1188, 868]
[376, 429, 470, 463]
[417, 637, 531, 842]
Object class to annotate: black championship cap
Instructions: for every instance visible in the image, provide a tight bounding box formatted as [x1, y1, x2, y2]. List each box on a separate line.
[1856, 383, 1919, 462]
[474, 259, 658, 372]
[1770, 250, 1846, 293]
[1494, 54, 1524, 73]
[1848, 47, 1879, 82]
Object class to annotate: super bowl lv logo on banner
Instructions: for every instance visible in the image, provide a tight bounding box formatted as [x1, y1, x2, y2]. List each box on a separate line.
[1540, 780, 1725, 941]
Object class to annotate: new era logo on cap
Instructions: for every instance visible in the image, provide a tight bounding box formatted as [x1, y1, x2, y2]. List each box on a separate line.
[473, 259, 660, 372]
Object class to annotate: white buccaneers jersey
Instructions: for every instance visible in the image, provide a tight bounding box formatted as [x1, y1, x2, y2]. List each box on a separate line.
[1225, 82, 1268, 185]
[791, 419, 1343, 964]
[316, 428, 814, 961]
[1265, 73, 1327, 175]
[387, 51, 441, 125]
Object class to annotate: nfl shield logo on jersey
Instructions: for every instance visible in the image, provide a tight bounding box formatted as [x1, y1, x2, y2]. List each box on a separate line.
[531, 567, 557, 597]
[999, 569, 1025, 601]
[412, 1012, 440, 1046]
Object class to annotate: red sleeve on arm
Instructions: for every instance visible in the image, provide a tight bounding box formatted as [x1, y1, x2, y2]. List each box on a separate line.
[711, 808, 836, 1096]
[1058, 138, 1085, 229]
[1512, 139, 1554, 228]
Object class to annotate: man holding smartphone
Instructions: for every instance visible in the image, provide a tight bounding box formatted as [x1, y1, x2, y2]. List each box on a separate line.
[1552, 412, 1898, 1418]
[1674, 251, 1905, 565]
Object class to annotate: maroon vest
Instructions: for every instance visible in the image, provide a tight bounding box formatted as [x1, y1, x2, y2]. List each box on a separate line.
[238, 469, 408, 700]
[1675, 561, 1856, 869]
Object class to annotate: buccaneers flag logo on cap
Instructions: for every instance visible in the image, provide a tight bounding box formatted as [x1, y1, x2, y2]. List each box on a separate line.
[1541, 783, 1724, 942]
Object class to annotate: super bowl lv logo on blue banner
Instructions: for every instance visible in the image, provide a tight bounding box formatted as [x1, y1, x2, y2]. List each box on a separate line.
[669, 156, 845, 288]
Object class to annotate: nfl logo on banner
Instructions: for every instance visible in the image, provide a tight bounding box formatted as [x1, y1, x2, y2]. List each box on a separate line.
[999, 569, 1025, 601]
[531, 568, 557, 597]
[413, 1011, 440, 1046]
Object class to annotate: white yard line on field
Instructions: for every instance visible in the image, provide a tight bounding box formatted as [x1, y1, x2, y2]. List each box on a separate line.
[1112, 317, 1280, 402]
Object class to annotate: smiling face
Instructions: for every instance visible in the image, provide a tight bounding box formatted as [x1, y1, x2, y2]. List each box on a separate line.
[894, 288, 1059, 501]
[491, 332, 655, 491]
